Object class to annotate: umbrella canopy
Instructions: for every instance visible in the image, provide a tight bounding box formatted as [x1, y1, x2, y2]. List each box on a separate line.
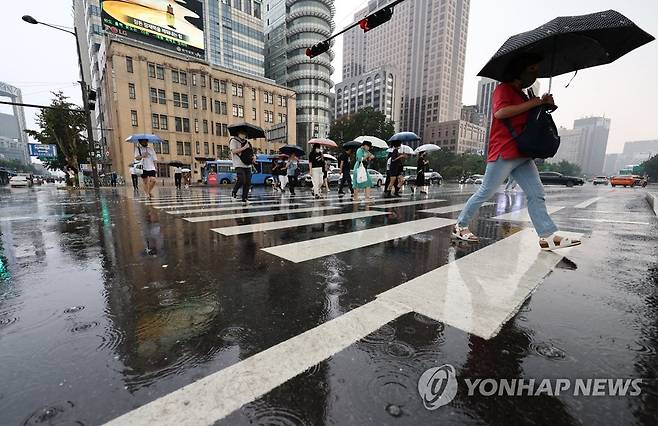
[323, 153, 337, 161]
[354, 136, 388, 150]
[125, 134, 163, 143]
[227, 122, 265, 139]
[342, 141, 361, 150]
[308, 138, 338, 148]
[478, 10, 654, 81]
[181, 168, 191, 173]
[387, 145, 415, 155]
[279, 145, 305, 157]
[415, 144, 441, 154]
[168, 161, 186, 167]
[388, 132, 420, 144]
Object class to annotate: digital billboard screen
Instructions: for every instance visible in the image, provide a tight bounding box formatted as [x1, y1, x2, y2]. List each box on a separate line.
[101, 0, 205, 59]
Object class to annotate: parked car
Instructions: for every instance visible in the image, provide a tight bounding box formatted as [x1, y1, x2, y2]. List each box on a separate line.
[592, 176, 609, 185]
[425, 170, 443, 184]
[461, 174, 484, 184]
[9, 175, 30, 187]
[368, 169, 385, 187]
[609, 175, 636, 187]
[539, 172, 585, 187]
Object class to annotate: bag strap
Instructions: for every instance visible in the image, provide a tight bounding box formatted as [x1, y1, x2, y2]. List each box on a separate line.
[503, 119, 521, 141]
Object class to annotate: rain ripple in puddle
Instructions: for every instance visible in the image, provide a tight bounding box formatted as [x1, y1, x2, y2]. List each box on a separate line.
[241, 401, 311, 426]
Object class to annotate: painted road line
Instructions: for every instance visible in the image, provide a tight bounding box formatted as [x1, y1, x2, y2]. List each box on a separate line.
[262, 217, 456, 263]
[573, 197, 603, 209]
[104, 300, 409, 426]
[491, 205, 564, 222]
[167, 203, 304, 215]
[377, 228, 583, 340]
[212, 211, 390, 236]
[184, 206, 342, 223]
[567, 218, 651, 225]
[420, 202, 494, 214]
[143, 195, 284, 205]
[371, 199, 446, 209]
[105, 228, 580, 426]
[153, 200, 279, 210]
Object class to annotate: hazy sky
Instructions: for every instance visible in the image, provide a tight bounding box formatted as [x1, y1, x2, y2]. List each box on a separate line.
[1, 0, 657, 153]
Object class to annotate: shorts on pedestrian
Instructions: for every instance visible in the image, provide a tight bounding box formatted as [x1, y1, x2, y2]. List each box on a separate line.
[141, 170, 156, 178]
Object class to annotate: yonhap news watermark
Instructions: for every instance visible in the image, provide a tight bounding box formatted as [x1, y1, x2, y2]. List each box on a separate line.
[418, 364, 643, 410]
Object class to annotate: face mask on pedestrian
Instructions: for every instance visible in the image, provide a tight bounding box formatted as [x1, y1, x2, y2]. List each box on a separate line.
[139, 141, 148, 148]
[519, 64, 540, 88]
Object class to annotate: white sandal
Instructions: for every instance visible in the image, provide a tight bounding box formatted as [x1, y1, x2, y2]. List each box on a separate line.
[539, 234, 582, 251]
[452, 225, 479, 242]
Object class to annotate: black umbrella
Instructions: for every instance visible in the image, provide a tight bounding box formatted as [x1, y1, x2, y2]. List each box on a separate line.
[279, 145, 305, 157]
[167, 161, 186, 167]
[342, 141, 361, 150]
[388, 132, 420, 144]
[479, 10, 654, 87]
[227, 122, 266, 139]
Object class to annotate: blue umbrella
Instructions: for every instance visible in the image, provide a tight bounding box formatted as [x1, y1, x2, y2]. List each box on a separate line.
[125, 134, 163, 143]
[388, 132, 420, 144]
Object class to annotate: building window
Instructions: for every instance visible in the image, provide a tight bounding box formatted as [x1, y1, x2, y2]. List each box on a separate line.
[162, 140, 170, 154]
[215, 122, 221, 135]
[156, 65, 164, 80]
[175, 117, 183, 132]
[214, 100, 221, 114]
[201, 96, 207, 110]
[180, 72, 187, 85]
[232, 84, 243, 97]
[252, 88, 257, 100]
[278, 113, 283, 123]
[181, 94, 189, 108]
[222, 124, 228, 136]
[193, 95, 198, 109]
[220, 80, 227, 93]
[172, 70, 179, 83]
[213, 78, 220, 92]
[153, 142, 162, 154]
[126, 57, 133, 73]
[203, 119, 208, 134]
[233, 0, 242, 10]
[232, 104, 238, 117]
[254, 0, 261, 19]
[277, 95, 283, 106]
[252, 108, 257, 120]
[194, 119, 199, 133]
[173, 92, 181, 107]
[283, 97, 287, 107]
[184, 142, 192, 156]
[183, 118, 190, 132]
[128, 83, 136, 99]
[238, 105, 244, 117]
[151, 113, 159, 129]
[157, 163, 170, 177]
[150, 88, 157, 103]
[204, 142, 209, 155]
[221, 102, 227, 115]
[160, 115, 168, 130]
[176, 141, 184, 155]
[148, 63, 156, 78]
[131, 110, 138, 126]
[195, 141, 200, 155]
[244, 0, 252, 14]
[201, 75, 206, 87]
[192, 74, 197, 86]
[158, 89, 166, 104]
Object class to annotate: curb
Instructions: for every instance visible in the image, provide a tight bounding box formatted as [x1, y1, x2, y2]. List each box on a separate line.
[646, 191, 658, 216]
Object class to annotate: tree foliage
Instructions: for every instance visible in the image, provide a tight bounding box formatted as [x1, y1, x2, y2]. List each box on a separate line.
[24, 92, 87, 177]
[408, 150, 486, 179]
[0, 158, 38, 174]
[538, 160, 582, 177]
[328, 107, 395, 145]
[642, 154, 658, 181]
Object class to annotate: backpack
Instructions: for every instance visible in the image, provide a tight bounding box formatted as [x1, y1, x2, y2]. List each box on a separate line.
[504, 105, 560, 159]
[231, 137, 254, 165]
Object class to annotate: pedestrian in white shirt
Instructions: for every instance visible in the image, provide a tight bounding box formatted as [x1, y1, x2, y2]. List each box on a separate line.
[134, 139, 158, 198]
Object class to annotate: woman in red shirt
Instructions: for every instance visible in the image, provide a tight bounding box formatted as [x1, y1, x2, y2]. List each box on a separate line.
[453, 53, 580, 251]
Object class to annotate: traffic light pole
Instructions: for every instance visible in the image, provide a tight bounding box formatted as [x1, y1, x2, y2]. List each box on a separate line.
[74, 27, 100, 189]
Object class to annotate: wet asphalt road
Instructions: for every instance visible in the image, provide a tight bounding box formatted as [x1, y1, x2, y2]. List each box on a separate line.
[0, 183, 657, 425]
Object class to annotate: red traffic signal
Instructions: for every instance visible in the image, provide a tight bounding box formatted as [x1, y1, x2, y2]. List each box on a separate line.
[305, 41, 330, 58]
[358, 6, 394, 32]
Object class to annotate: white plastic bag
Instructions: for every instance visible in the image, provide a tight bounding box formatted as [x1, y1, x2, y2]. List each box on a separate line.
[356, 164, 367, 184]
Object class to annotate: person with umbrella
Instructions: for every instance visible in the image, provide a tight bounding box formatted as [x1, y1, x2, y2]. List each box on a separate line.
[453, 52, 580, 250]
[128, 163, 139, 192]
[416, 151, 429, 194]
[338, 143, 357, 197]
[309, 143, 325, 199]
[353, 140, 375, 201]
[229, 124, 261, 203]
[173, 165, 183, 189]
[386, 140, 406, 197]
[286, 152, 300, 196]
[134, 138, 158, 199]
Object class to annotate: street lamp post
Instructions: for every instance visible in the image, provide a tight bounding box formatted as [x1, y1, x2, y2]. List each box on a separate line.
[22, 15, 100, 189]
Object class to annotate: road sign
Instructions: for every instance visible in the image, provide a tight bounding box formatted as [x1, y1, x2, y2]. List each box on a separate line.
[28, 143, 57, 158]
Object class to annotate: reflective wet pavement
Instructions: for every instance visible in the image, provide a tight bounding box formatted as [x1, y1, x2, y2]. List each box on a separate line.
[0, 183, 657, 425]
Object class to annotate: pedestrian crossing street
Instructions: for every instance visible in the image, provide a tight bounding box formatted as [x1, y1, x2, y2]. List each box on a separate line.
[115, 188, 650, 425]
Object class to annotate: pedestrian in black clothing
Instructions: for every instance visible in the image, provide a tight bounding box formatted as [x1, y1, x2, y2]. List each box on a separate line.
[416, 152, 429, 194]
[386, 141, 405, 197]
[338, 148, 354, 196]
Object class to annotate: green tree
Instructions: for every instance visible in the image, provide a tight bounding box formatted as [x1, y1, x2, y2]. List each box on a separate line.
[0, 158, 38, 174]
[329, 107, 395, 145]
[25, 92, 87, 186]
[642, 154, 658, 180]
[538, 160, 582, 177]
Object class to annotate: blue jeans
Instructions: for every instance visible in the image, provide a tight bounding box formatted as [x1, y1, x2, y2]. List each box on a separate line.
[457, 157, 558, 237]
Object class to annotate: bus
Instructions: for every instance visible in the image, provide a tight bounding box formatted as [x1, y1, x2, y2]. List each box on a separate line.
[203, 160, 236, 185]
[251, 154, 309, 185]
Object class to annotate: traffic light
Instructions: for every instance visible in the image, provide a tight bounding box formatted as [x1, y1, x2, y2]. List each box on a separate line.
[305, 41, 330, 58]
[358, 6, 394, 32]
[87, 89, 97, 111]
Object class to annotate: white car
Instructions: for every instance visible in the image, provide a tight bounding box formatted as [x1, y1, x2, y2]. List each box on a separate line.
[592, 176, 609, 185]
[9, 176, 30, 187]
[368, 169, 385, 187]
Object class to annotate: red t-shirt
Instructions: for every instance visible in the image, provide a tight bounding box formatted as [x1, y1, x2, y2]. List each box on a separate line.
[487, 83, 529, 163]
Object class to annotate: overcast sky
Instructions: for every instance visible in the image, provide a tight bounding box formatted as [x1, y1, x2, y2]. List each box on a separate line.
[1, 0, 656, 153]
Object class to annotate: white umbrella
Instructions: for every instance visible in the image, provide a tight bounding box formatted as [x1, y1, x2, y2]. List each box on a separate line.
[323, 153, 337, 161]
[387, 144, 414, 155]
[181, 168, 191, 173]
[355, 136, 388, 150]
[414, 144, 441, 154]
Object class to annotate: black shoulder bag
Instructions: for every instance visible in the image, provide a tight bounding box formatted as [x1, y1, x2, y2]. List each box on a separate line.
[503, 104, 561, 159]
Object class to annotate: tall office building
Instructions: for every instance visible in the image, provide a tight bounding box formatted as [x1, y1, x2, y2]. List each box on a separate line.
[264, 0, 336, 148]
[549, 127, 586, 166]
[476, 77, 497, 141]
[342, 0, 470, 144]
[0, 82, 29, 164]
[334, 66, 399, 125]
[573, 117, 611, 176]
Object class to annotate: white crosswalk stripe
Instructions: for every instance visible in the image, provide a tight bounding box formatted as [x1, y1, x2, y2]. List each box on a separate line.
[183, 205, 342, 223]
[491, 205, 564, 222]
[167, 203, 304, 215]
[262, 217, 456, 263]
[371, 199, 447, 209]
[153, 200, 278, 210]
[212, 211, 390, 236]
[420, 202, 494, 214]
